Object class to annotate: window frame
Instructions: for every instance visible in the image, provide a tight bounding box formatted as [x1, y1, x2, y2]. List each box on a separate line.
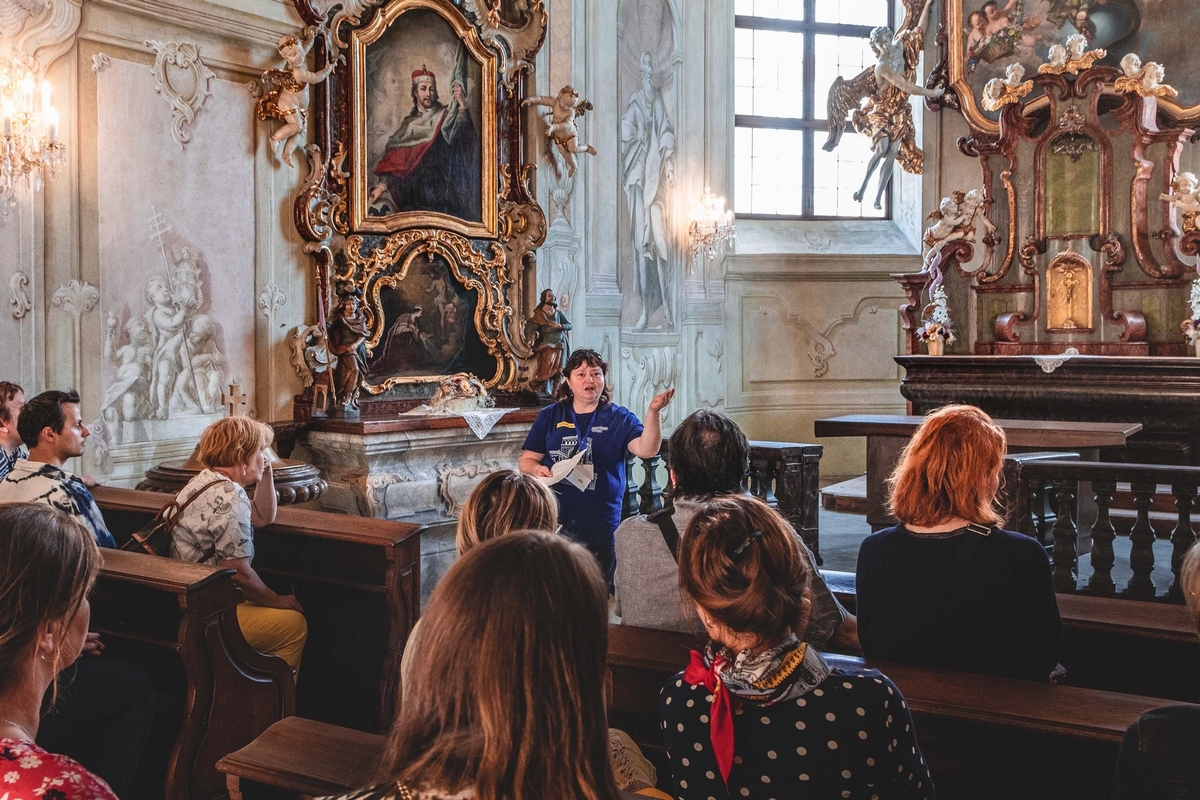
[734, 0, 897, 221]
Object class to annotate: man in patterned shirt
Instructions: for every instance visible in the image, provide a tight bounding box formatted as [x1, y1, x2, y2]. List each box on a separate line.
[0, 382, 26, 481]
[0, 389, 115, 548]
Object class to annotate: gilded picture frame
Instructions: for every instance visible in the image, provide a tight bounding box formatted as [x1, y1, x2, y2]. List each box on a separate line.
[348, 0, 499, 237]
[945, 0, 1200, 134]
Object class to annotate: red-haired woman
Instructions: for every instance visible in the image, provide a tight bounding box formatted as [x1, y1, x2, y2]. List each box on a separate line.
[856, 404, 1062, 681]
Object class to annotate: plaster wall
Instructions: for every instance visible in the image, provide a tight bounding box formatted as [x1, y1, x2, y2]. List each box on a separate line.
[1, 0, 313, 485]
[533, 0, 940, 479]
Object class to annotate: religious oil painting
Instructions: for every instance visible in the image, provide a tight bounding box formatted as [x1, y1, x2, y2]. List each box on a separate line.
[947, 0, 1200, 131]
[365, 256, 492, 385]
[349, 0, 498, 236]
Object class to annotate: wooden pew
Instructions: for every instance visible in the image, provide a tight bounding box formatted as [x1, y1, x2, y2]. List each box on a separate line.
[825, 570, 1200, 702]
[218, 716, 654, 800]
[93, 485, 425, 733]
[93, 549, 294, 800]
[606, 623, 1195, 799]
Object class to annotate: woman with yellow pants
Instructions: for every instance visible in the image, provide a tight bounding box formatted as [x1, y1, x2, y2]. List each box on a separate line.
[169, 417, 307, 674]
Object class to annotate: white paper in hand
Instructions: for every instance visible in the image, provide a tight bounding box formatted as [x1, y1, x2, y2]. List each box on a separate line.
[539, 450, 585, 486]
[564, 461, 594, 492]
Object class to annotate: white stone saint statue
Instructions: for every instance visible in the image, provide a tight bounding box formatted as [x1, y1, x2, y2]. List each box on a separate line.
[620, 52, 676, 331]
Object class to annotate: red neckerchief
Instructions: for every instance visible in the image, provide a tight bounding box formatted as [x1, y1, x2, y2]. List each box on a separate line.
[683, 649, 738, 791]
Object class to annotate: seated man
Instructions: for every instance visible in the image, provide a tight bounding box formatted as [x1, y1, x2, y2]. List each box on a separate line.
[0, 389, 115, 547]
[0, 381, 26, 480]
[614, 409, 859, 651]
[0, 390, 156, 795]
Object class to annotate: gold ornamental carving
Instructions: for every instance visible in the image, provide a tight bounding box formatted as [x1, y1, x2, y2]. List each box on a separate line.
[1046, 251, 1093, 332]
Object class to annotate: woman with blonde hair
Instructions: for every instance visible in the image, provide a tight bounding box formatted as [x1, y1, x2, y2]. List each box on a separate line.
[856, 404, 1061, 681]
[454, 469, 557, 554]
[0, 503, 119, 799]
[320, 531, 623, 800]
[169, 416, 307, 672]
[661, 494, 932, 798]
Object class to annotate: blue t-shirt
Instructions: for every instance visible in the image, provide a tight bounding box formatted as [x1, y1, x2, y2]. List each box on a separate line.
[522, 401, 644, 545]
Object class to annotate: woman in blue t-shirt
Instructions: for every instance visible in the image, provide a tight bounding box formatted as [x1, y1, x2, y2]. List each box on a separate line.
[519, 348, 673, 586]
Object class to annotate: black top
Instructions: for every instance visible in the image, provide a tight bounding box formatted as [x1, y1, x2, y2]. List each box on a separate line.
[1115, 704, 1200, 799]
[856, 524, 1062, 682]
[659, 666, 935, 799]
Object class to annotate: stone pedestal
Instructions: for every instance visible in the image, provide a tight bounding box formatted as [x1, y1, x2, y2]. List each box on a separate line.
[294, 408, 540, 606]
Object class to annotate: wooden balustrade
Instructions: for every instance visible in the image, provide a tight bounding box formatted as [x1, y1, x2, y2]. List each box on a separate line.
[623, 439, 823, 561]
[1008, 460, 1200, 601]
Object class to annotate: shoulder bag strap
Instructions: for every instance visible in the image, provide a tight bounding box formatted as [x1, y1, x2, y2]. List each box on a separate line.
[161, 479, 227, 529]
[647, 505, 680, 562]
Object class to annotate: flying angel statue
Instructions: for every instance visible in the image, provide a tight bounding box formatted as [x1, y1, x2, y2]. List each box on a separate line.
[823, 0, 943, 210]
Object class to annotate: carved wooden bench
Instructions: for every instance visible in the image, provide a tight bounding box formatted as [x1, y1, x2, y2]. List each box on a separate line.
[94, 485, 424, 733]
[93, 549, 294, 800]
[217, 716, 653, 800]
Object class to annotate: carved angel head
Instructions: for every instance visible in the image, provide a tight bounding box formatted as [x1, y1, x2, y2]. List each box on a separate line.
[963, 188, 986, 209]
[983, 78, 1006, 105]
[1004, 62, 1025, 86]
[869, 26, 893, 55]
[1174, 172, 1198, 195]
[1120, 53, 1142, 77]
[1143, 62, 1165, 89]
[1047, 43, 1067, 67]
[1066, 34, 1088, 60]
[939, 196, 959, 217]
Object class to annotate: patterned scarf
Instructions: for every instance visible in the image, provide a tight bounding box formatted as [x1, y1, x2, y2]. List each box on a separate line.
[683, 633, 830, 791]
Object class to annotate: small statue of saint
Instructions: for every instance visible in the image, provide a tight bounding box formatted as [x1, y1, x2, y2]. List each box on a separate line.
[525, 289, 572, 394]
[327, 293, 370, 412]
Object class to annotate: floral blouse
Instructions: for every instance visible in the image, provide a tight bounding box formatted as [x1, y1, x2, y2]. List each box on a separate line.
[169, 469, 255, 565]
[0, 738, 118, 800]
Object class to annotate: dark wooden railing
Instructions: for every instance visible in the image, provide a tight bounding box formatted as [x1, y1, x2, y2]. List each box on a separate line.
[1007, 460, 1200, 603]
[623, 439, 823, 562]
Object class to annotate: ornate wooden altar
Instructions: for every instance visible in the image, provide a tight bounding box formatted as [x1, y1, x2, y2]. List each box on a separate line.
[904, 49, 1200, 356]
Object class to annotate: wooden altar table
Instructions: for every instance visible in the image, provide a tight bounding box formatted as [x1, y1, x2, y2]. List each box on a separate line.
[814, 414, 1142, 530]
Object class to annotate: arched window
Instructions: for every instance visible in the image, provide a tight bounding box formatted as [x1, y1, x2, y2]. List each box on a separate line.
[735, 0, 896, 219]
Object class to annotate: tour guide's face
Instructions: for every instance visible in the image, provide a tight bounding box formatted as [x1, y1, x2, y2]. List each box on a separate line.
[567, 362, 605, 408]
[415, 80, 436, 110]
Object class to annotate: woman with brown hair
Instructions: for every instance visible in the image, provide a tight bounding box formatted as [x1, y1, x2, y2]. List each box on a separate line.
[519, 348, 673, 586]
[169, 416, 307, 673]
[856, 404, 1062, 681]
[402, 470, 666, 798]
[319, 530, 623, 800]
[0, 503, 119, 799]
[661, 494, 932, 799]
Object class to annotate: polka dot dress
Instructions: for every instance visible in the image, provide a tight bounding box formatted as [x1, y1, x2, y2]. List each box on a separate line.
[658, 668, 935, 799]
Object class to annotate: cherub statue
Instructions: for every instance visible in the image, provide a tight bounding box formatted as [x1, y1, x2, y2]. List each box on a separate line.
[255, 29, 336, 168]
[922, 188, 998, 290]
[1115, 53, 1178, 100]
[1162, 171, 1200, 234]
[522, 85, 596, 178]
[823, 0, 944, 210]
[1039, 33, 1105, 75]
[981, 62, 1034, 111]
[1183, 281, 1200, 353]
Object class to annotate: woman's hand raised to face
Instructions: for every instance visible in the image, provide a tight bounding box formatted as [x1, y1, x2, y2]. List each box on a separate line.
[648, 388, 675, 414]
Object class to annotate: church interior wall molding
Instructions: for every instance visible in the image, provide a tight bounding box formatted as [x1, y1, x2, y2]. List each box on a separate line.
[145, 39, 216, 149]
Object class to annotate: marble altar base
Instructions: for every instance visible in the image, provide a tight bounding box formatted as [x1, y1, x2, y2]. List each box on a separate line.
[293, 409, 539, 606]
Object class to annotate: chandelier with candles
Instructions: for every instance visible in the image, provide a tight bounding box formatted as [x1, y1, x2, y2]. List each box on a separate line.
[0, 55, 63, 216]
[687, 184, 735, 262]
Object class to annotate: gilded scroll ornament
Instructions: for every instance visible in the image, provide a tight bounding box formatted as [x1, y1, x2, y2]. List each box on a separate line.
[822, 0, 944, 210]
[1115, 54, 1177, 100]
[1038, 34, 1105, 76]
[981, 63, 1032, 112]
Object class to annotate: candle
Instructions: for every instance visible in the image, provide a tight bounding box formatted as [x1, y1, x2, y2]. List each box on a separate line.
[20, 76, 33, 112]
[2, 99, 12, 136]
[40, 80, 51, 113]
[45, 106, 58, 142]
